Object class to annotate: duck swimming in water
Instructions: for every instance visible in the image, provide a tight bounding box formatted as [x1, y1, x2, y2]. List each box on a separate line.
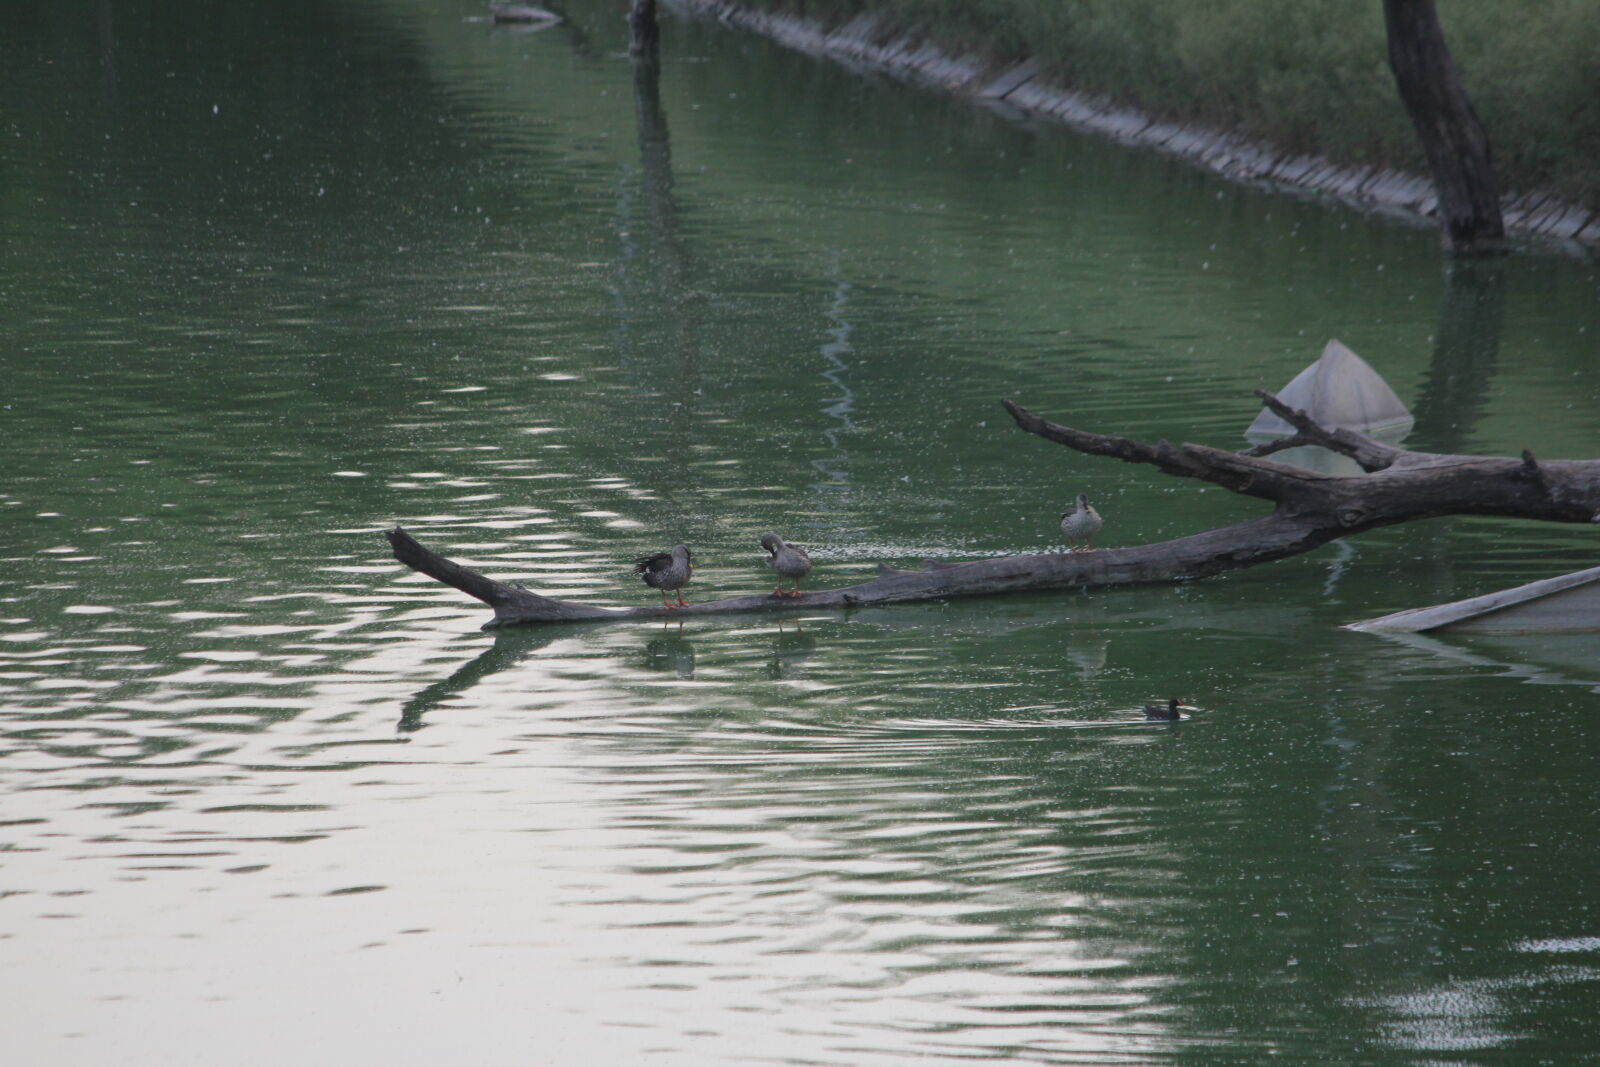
[636, 544, 693, 609]
[759, 532, 812, 598]
[1060, 493, 1102, 552]
[1143, 698, 1189, 721]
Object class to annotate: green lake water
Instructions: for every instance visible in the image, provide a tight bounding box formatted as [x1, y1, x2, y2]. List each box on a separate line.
[4, 1, 1600, 1063]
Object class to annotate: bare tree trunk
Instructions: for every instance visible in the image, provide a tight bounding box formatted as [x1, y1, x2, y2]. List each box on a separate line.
[1382, 0, 1506, 255]
[385, 393, 1600, 629]
[629, 0, 660, 58]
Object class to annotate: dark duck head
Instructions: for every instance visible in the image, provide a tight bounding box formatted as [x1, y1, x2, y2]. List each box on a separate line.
[1143, 698, 1189, 721]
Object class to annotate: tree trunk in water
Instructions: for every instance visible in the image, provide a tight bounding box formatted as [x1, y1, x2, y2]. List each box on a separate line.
[629, 0, 659, 58]
[1382, 0, 1506, 256]
[384, 392, 1600, 629]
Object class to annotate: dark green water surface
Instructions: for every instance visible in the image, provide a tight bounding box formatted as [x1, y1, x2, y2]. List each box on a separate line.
[4, 2, 1600, 1063]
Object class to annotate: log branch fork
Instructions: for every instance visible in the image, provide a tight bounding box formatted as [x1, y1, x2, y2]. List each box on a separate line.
[385, 393, 1600, 628]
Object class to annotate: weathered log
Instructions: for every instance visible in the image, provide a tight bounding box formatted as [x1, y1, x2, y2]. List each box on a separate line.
[387, 523, 1190, 628]
[1382, 0, 1506, 255]
[385, 394, 1600, 628]
[1009, 394, 1600, 524]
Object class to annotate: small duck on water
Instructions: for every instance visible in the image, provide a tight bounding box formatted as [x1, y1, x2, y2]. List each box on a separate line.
[1060, 493, 1102, 552]
[760, 532, 812, 598]
[636, 544, 693, 609]
[1143, 698, 1190, 721]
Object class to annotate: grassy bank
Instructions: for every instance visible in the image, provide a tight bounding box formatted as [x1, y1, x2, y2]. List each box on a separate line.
[729, 0, 1600, 210]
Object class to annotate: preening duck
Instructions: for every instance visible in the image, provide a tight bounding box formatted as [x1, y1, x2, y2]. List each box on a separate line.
[759, 532, 811, 598]
[636, 544, 693, 609]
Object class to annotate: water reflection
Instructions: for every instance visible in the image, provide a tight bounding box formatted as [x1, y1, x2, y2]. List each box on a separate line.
[396, 626, 568, 732]
[811, 263, 858, 496]
[96, 0, 117, 107]
[613, 29, 704, 518]
[1357, 629, 1600, 692]
[764, 620, 817, 679]
[1411, 260, 1507, 453]
[641, 624, 697, 678]
[4, 0, 1600, 1063]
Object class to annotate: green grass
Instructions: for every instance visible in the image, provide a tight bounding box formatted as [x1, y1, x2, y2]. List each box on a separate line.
[734, 0, 1600, 209]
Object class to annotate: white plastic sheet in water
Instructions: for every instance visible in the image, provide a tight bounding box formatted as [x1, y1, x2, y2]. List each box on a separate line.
[1247, 338, 1414, 441]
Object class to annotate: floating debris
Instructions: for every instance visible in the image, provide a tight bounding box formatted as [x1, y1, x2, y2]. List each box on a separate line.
[1347, 565, 1600, 634]
[1247, 339, 1414, 442]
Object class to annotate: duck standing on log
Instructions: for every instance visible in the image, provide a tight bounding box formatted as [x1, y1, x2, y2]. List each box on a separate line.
[636, 544, 693, 609]
[1060, 493, 1102, 552]
[760, 532, 811, 598]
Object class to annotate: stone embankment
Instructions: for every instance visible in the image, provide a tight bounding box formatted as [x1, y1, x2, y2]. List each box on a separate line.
[677, 1, 1599, 252]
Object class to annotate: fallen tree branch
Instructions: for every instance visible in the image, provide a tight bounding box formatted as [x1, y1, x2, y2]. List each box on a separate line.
[387, 516, 1326, 629]
[385, 395, 1600, 628]
[1003, 394, 1600, 526]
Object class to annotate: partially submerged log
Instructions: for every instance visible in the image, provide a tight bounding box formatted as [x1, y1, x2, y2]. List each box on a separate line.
[387, 524, 1160, 628]
[1347, 565, 1600, 634]
[386, 391, 1600, 628]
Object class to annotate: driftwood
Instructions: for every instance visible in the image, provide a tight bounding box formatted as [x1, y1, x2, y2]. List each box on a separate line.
[386, 391, 1600, 628]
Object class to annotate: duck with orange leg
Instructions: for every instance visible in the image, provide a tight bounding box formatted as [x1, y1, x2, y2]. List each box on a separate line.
[759, 532, 811, 598]
[1060, 493, 1102, 552]
[636, 544, 693, 609]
